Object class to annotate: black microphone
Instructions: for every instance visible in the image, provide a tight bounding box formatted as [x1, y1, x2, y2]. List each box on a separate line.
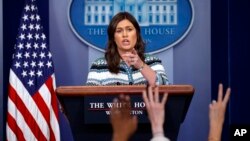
[129, 82, 133, 85]
[116, 82, 120, 85]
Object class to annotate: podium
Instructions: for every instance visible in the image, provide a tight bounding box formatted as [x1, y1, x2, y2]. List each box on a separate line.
[56, 85, 194, 141]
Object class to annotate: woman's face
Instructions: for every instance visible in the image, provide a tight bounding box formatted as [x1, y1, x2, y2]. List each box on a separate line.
[114, 19, 137, 53]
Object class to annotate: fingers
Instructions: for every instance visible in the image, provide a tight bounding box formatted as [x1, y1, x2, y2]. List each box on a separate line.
[122, 52, 136, 59]
[218, 83, 223, 102]
[121, 52, 142, 67]
[142, 86, 168, 105]
[209, 102, 214, 110]
[148, 86, 154, 103]
[132, 115, 138, 122]
[142, 90, 149, 107]
[154, 86, 159, 103]
[131, 48, 138, 55]
[110, 98, 120, 119]
[123, 95, 131, 115]
[161, 93, 168, 105]
[118, 95, 131, 115]
[112, 98, 119, 110]
[223, 87, 231, 105]
[212, 100, 217, 104]
[217, 83, 231, 104]
[111, 95, 132, 117]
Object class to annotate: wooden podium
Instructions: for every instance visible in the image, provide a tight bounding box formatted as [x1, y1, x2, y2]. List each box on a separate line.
[56, 85, 194, 141]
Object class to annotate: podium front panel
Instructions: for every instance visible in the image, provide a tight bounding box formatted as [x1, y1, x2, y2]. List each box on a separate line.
[84, 95, 148, 123]
[57, 85, 194, 141]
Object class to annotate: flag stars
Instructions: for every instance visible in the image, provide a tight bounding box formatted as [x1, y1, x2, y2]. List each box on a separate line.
[21, 70, 27, 77]
[41, 33, 46, 40]
[14, 62, 21, 69]
[30, 15, 35, 21]
[38, 61, 44, 68]
[33, 43, 39, 49]
[31, 5, 36, 11]
[28, 24, 34, 30]
[19, 34, 25, 40]
[27, 79, 34, 87]
[34, 34, 40, 40]
[23, 61, 29, 68]
[30, 61, 36, 68]
[29, 70, 35, 77]
[41, 43, 46, 49]
[17, 43, 24, 50]
[35, 24, 40, 31]
[22, 14, 29, 21]
[10, 1, 55, 94]
[46, 61, 52, 68]
[16, 52, 22, 59]
[37, 70, 43, 77]
[25, 43, 32, 49]
[39, 52, 46, 59]
[36, 14, 40, 21]
[24, 52, 30, 58]
[48, 52, 52, 58]
[27, 33, 33, 40]
[32, 52, 38, 58]
[21, 24, 27, 31]
[24, 5, 30, 12]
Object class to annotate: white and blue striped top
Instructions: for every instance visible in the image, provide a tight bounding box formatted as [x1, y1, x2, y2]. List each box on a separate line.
[86, 54, 169, 85]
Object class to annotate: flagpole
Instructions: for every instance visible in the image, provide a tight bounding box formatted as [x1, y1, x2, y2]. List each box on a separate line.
[0, 0, 4, 139]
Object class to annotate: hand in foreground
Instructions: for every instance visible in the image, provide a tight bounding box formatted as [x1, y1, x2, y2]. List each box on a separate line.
[208, 83, 231, 141]
[110, 95, 138, 141]
[142, 86, 168, 137]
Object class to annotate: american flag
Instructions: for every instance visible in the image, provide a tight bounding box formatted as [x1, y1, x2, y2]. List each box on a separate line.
[6, 0, 61, 140]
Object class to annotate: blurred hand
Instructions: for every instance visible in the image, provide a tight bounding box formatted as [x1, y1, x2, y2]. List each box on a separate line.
[110, 95, 138, 141]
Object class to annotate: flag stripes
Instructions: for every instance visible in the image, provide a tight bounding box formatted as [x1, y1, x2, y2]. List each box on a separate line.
[7, 69, 60, 140]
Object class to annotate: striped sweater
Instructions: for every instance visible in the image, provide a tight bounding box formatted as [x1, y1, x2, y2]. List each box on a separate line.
[86, 54, 169, 85]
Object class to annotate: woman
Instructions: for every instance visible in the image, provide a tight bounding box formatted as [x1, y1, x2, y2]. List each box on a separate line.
[86, 12, 168, 86]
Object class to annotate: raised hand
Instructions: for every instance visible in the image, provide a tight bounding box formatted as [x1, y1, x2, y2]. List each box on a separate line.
[142, 86, 168, 137]
[208, 83, 231, 141]
[110, 95, 138, 141]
